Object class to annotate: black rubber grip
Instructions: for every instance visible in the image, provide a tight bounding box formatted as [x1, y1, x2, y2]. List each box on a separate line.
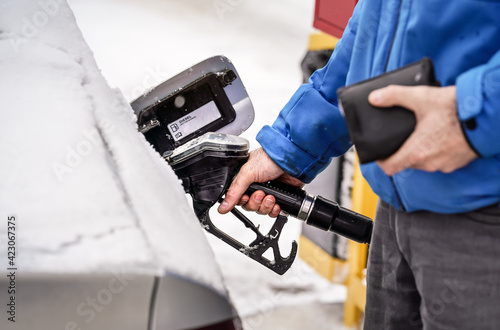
[245, 181, 373, 244]
[245, 181, 305, 216]
[306, 196, 373, 243]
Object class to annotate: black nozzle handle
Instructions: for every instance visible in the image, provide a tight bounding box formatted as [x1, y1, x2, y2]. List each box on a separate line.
[246, 181, 306, 216]
[245, 180, 373, 244]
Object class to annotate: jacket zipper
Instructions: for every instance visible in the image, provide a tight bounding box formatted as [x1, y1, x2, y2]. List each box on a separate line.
[383, 0, 403, 72]
[384, 0, 407, 211]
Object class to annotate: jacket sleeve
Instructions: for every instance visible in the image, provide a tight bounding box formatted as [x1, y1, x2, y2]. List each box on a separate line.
[456, 50, 500, 157]
[256, 3, 362, 183]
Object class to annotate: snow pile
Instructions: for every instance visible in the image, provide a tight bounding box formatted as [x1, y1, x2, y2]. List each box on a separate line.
[0, 0, 225, 292]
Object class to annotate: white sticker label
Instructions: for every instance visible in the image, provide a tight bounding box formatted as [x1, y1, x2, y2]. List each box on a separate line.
[167, 101, 222, 141]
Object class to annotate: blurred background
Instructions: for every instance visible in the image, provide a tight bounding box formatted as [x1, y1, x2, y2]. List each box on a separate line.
[68, 1, 353, 329]
[68, 0, 313, 147]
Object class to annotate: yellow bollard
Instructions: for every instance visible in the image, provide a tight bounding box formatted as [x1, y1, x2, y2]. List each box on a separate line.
[343, 157, 377, 328]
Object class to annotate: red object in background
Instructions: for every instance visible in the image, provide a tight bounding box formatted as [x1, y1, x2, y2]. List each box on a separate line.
[313, 0, 358, 39]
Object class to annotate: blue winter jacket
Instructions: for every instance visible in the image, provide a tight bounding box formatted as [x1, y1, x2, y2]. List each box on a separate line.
[257, 0, 500, 213]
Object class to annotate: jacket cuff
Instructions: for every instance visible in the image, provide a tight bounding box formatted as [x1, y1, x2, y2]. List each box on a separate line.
[456, 66, 483, 121]
[456, 65, 497, 157]
[256, 126, 331, 184]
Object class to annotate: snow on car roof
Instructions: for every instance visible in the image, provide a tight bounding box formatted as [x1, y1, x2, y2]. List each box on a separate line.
[0, 0, 225, 294]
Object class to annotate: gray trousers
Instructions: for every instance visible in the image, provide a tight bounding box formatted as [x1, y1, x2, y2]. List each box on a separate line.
[363, 200, 500, 330]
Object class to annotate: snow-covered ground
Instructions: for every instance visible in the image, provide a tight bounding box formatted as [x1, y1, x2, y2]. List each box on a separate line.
[67, 0, 350, 329]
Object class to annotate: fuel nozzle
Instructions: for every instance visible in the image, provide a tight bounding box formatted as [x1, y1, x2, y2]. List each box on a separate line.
[164, 131, 371, 277]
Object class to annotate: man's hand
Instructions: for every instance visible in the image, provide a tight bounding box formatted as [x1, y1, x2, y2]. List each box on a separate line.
[368, 85, 478, 175]
[218, 147, 304, 217]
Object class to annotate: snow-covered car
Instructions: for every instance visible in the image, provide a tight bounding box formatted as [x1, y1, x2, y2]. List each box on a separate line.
[0, 1, 240, 329]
